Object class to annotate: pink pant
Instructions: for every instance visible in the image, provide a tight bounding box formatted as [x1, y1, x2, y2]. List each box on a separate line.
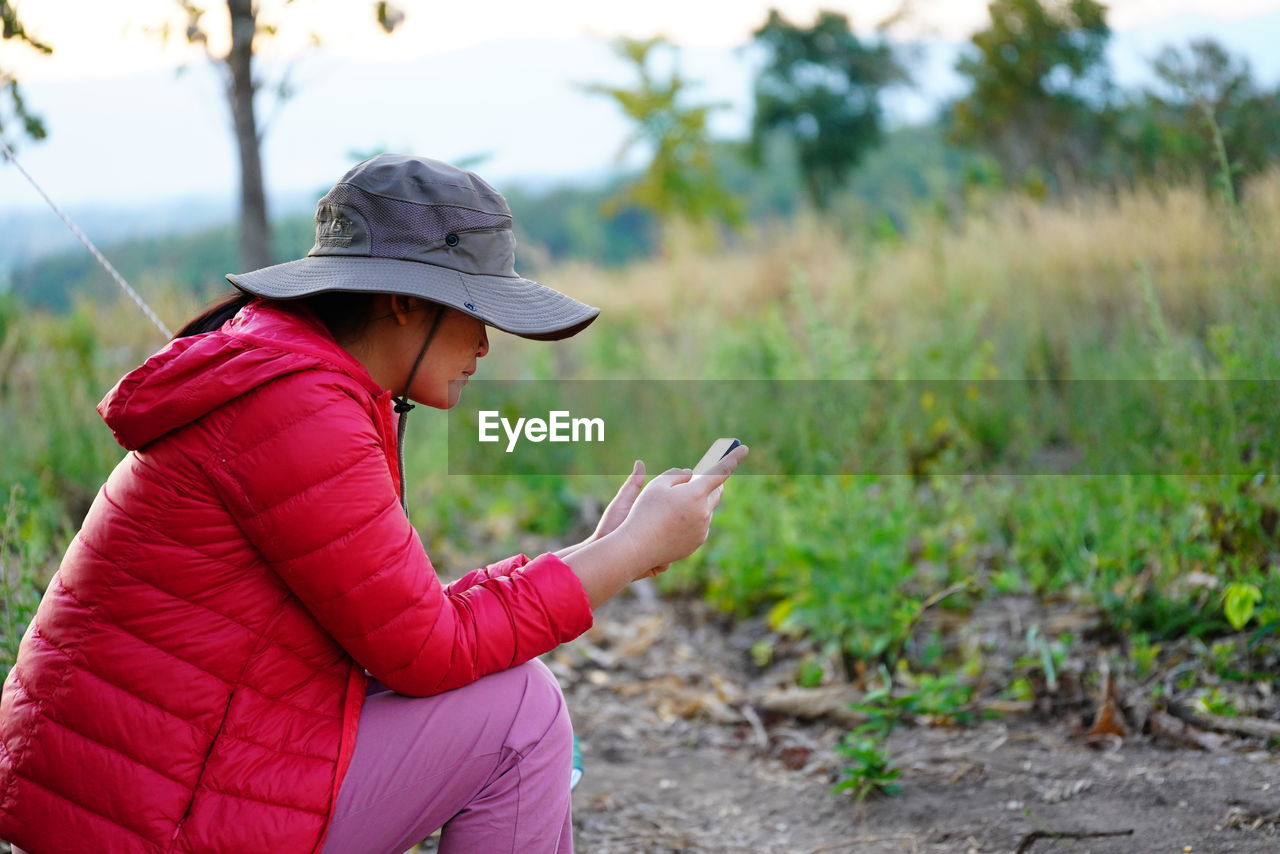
[319, 659, 575, 854]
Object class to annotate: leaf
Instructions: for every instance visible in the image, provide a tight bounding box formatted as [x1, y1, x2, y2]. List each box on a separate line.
[766, 597, 795, 630]
[1086, 672, 1127, 738]
[1224, 582, 1262, 630]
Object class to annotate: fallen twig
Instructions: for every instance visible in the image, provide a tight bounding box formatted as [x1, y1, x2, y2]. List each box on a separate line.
[739, 702, 770, 749]
[759, 684, 865, 724]
[1147, 709, 1223, 751]
[917, 580, 973, 614]
[1014, 828, 1134, 853]
[1166, 701, 1280, 741]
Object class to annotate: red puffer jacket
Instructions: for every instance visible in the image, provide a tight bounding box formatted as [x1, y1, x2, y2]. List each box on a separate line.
[0, 299, 594, 853]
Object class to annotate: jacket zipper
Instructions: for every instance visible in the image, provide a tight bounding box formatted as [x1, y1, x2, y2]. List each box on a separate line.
[165, 687, 237, 852]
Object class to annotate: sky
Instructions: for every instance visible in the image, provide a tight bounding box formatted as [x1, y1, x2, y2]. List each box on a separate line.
[7, 0, 1280, 81]
[2, 0, 1279, 233]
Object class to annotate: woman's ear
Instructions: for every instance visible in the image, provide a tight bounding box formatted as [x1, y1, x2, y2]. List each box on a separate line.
[388, 294, 418, 326]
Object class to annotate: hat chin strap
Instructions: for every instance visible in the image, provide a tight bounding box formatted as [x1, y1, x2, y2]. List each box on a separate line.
[392, 304, 447, 516]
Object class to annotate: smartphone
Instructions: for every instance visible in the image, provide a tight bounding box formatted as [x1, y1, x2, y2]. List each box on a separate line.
[692, 438, 742, 475]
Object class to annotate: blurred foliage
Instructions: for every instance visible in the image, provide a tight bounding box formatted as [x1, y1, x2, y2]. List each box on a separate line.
[947, 1, 1280, 201]
[949, 0, 1113, 191]
[585, 36, 743, 245]
[1114, 39, 1280, 198]
[8, 122, 969, 310]
[0, 0, 51, 147]
[748, 8, 908, 210]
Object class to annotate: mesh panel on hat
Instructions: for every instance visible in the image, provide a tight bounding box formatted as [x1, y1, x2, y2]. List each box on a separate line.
[323, 183, 511, 258]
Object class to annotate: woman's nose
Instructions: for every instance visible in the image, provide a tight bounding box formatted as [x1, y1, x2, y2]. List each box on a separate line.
[477, 330, 489, 358]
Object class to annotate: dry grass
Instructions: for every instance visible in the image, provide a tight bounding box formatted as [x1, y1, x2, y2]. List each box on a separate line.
[487, 168, 1280, 381]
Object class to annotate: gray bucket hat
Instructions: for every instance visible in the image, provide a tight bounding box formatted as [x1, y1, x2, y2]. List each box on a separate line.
[226, 154, 600, 341]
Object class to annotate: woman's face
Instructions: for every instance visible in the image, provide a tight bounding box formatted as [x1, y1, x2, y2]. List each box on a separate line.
[407, 303, 489, 409]
[355, 296, 489, 409]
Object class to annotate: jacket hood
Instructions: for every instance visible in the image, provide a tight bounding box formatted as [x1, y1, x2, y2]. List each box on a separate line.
[99, 299, 386, 450]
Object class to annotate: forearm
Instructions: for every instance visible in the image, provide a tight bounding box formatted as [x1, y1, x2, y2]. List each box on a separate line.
[560, 530, 649, 609]
[553, 537, 592, 562]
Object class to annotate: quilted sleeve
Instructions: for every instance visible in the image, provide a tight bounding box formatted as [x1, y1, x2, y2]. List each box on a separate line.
[445, 554, 533, 595]
[207, 376, 594, 697]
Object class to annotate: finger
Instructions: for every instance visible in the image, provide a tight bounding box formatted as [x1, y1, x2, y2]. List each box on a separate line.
[620, 459, 645, 492]
[690, 444, 748, 494]
[709, 484, 725, 509]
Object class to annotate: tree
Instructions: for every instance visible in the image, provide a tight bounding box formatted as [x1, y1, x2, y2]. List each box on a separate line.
[949, 0, 1112, 191]
[169, 1, 403, 271]
[0, 0, 51, 148]
[586, 36, 743, 250]
[748, 8, 908, 210]
[1127, 39, 1280, 198]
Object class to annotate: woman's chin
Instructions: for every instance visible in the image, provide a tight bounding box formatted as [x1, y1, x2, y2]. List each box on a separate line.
[443, 380, 468, 409]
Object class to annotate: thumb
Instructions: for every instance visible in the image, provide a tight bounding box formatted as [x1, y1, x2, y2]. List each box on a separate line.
[658, 467, 694, 486]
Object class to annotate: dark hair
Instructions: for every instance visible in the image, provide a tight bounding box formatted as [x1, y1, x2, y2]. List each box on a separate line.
[176, 290, 380, 343]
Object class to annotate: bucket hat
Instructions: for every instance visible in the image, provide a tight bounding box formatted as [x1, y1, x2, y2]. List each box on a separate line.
[226, 154, 599, 341]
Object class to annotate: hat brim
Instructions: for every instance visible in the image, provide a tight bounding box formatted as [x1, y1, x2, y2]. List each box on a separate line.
[226, 256, 599, 341]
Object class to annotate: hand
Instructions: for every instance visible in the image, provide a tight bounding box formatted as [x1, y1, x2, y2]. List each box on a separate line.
[614, 444, 748, 578]
[591, 460, 672, 578]
[592, 460, 647, 542]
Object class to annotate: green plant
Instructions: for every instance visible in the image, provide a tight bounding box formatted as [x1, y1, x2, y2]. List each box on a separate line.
[1130, 633, 1162, 678]
[1208, 640, 1237, 676]
[835, 666, 974, 799]
[1016, 626, 1072, 692]
[833, 733, 901, 799]
[835, 671, 902, 799]
[1224, 582, 1262, 630]
[0, 485, 46, 668]
[894, 669, 975, 722]
[1006, 676, 1036, 703]
[1195, 686, 1238, 717]
[796, 658, 825, 688]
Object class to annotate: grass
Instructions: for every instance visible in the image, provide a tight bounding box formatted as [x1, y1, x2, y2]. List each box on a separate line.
[2, 170, 1278, 720]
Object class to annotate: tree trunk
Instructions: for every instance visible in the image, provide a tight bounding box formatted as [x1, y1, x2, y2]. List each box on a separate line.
[225, 0, 272, 271]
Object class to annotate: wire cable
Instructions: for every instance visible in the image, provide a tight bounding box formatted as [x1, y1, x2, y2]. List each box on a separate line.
[1, 138, 173, 339]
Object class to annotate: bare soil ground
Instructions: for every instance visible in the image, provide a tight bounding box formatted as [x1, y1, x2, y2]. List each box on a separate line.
[553, 587, 1280, 854]
[7, 586, 1272, 854]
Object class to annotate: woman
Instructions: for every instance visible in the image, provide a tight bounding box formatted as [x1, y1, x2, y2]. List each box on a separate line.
[0, 155, 746, 854]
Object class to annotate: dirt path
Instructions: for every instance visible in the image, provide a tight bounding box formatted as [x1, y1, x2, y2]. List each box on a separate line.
[557, 589, 1280, 854]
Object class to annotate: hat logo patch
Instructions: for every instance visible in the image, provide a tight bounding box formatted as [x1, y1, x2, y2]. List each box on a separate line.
[317, 206, 354, 246]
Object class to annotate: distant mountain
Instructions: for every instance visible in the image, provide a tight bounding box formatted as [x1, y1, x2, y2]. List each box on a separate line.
[0, 189, 318, 283]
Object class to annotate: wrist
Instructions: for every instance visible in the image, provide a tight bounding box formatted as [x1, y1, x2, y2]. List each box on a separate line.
[598, 526, 651, 579]
[561, 533, 635, 609]
[554, 538, 590, 560]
